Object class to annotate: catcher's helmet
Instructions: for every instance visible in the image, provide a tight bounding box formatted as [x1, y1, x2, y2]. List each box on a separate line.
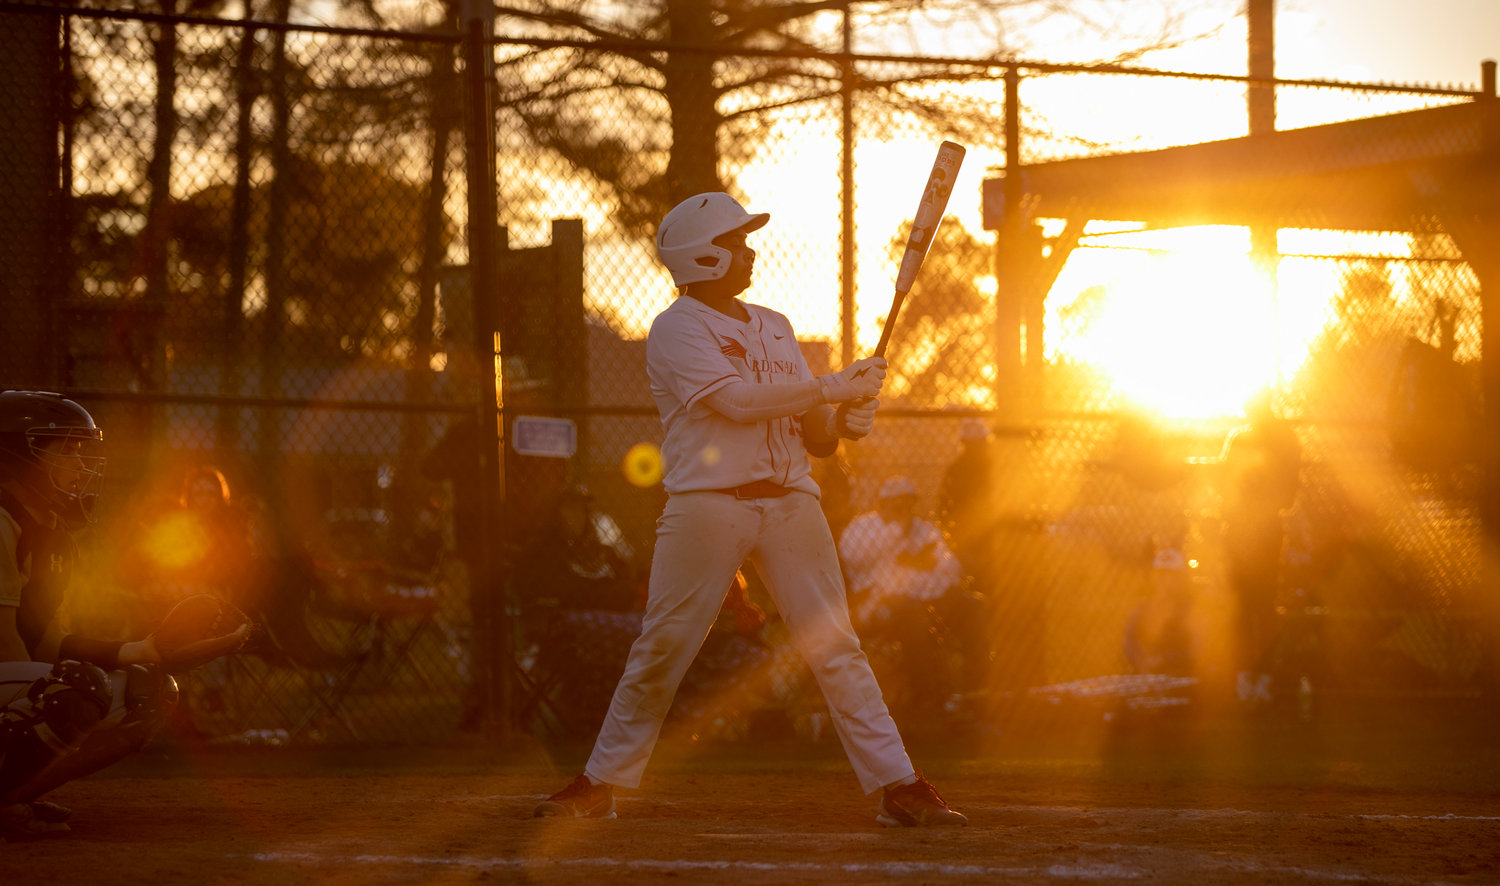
[655, 192, 769, 286]
[0, 391, 105, 526]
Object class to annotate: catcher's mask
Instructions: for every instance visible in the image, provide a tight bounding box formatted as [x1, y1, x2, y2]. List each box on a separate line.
[656, 192, 769, 286]
[0, 390, 106, 527]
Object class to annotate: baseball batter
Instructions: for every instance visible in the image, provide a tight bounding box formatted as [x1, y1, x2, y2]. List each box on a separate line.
[535, 193, 966, 827]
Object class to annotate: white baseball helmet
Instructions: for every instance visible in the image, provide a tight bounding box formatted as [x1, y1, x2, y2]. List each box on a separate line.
[655, 192, 769, 286]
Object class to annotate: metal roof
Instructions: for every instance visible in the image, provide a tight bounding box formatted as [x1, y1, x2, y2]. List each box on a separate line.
[982, 100, 1500, 234]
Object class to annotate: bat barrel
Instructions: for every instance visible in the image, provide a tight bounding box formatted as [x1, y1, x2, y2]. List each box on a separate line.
[878, 142, 964, 355]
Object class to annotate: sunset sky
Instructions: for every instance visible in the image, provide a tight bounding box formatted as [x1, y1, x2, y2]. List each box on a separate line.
[1273, 0, 1499, 86]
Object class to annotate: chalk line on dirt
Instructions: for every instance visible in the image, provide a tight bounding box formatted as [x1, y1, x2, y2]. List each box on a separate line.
[1356, 812, 1500, 821]
[250, 847, 1467, 884]
[967, 804, 1500, 823]
[249, 851, 1121, 879]
[484, 798, 1498, 823]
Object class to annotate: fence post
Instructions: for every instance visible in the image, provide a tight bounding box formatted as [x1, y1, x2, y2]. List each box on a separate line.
[461, 0, 509, 736]
[1477, 62, 1500, 695]
[992, 64, 1025, 420]
[1247, 0, 1280, 390]
[839, 2, 855, 369]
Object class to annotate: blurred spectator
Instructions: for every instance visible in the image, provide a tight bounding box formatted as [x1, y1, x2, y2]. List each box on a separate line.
[422, 416, 485, 586]
[938, 419, 1000, 643]
[514, 483, 641, 737]
[517, 483, 638, 617]
[1388, 298, 1479, 475]
[119, 465, 268, 629]
[421, 415, 488, 730]
[1218, 389, 1301, 705]
[841, 478, 961, 612]
[938, 419, 998, 581]
[1123, 538, 1200, 677]
[839, 476, 983, 717]
[940, 417, 1051, 696]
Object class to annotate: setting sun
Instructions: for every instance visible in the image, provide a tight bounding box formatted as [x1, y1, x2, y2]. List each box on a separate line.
[1048, 224, 1335, 419]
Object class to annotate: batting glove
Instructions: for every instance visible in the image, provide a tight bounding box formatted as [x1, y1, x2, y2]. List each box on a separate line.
[818, 357, 887, 403]
[834, 398, 879, 440]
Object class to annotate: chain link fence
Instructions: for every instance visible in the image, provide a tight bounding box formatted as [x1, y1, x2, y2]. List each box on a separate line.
[0, 2, 1493, 745]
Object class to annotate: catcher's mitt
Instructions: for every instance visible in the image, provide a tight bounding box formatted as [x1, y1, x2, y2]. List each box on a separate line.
[150, 594, 252, 670]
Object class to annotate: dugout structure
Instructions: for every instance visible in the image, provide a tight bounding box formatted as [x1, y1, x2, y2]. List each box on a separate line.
[983, 68, 1500, 684]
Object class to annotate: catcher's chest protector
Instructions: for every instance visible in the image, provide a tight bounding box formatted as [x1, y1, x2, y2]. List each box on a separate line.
[2, 490, 77, 659]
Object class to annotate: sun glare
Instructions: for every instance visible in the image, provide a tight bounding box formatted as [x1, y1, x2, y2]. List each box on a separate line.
[1050, 225, 1289, 419]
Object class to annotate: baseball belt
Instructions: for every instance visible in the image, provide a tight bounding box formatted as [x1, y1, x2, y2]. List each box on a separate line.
[710, 479, 793, 500]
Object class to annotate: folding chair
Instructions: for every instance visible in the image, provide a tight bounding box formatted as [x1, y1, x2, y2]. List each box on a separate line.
[326, 561, 448, 693]
[181, 553, 377, 744]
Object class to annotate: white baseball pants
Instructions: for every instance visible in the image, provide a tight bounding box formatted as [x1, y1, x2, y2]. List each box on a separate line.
[584, 490, 915, 795]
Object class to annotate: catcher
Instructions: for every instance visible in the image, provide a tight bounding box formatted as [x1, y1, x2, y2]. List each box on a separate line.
[0, 391, 250, 840]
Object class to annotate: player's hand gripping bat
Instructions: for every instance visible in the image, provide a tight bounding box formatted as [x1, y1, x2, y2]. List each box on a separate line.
[840, 141, 966, 431]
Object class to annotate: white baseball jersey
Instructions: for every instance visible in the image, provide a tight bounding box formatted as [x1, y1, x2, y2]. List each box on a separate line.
[646, 297, 820, 496]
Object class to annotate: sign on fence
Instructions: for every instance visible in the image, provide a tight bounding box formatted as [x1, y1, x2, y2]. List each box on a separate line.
[511, 416, 577, 458]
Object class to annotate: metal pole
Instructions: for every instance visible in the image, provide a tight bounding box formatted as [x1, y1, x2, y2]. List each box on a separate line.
[839, 3, 856, 368]
[1476, 59, 1500, 692]
[1247, 0, 1275, 134]
[1248, 0, 1280, 388]
[461, 0, 508, 735]
[998, 65, 1026, 418]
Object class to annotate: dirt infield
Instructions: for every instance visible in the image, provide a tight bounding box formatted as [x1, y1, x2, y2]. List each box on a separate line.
[6, 703, 1500, 884]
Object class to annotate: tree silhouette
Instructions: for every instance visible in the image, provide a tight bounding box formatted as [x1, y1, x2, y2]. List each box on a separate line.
[171, 157, 432, 361]
[489, 0, 1207, 236]
[879, 215, 994, 406]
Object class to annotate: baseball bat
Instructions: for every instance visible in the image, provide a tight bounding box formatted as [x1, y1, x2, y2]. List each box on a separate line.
[873, 140, 966, 358]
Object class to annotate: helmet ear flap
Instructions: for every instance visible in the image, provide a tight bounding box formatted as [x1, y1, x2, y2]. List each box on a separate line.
[689, 243, 732, 278]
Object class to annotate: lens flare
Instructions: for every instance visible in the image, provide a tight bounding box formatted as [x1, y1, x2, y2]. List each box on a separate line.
[143, 512, 209, 570]
[623, 442, 663, 488]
